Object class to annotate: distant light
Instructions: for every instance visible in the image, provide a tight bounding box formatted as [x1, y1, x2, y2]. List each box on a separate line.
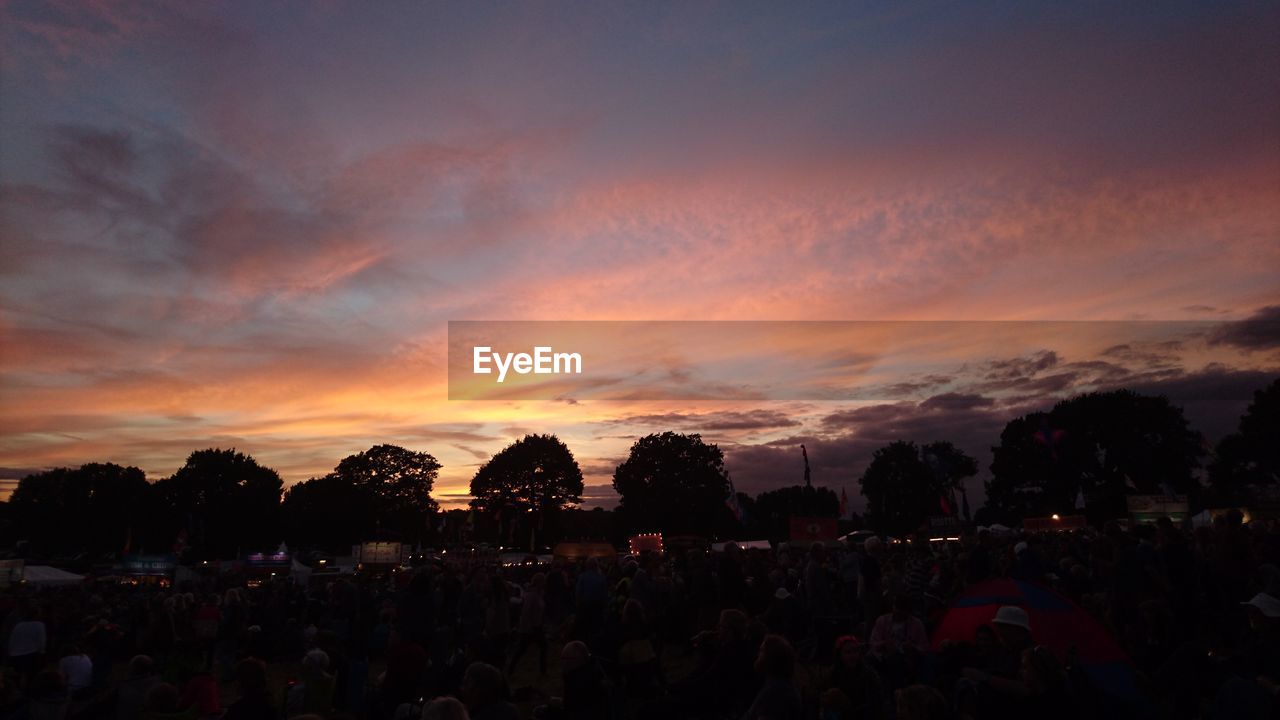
[1052, 514, 1061, 521]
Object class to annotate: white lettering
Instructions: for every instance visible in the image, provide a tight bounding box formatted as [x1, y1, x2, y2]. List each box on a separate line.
[493, 351, 513, 382]
[554, 351, 581, 374]
[474, 346, 582, 382]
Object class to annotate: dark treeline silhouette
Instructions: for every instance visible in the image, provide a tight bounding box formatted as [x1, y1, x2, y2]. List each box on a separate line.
[2, 382, 1277, 563]
[0, 380, 1277, 720]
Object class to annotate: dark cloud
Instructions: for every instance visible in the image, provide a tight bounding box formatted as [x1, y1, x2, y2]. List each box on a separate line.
[0, 467, 46, 480]
[579, 483, 620, 508]
[983, 350, 1059, 380]
[610, 409, 800, 432]
[1209, 306, 1280, 351]
[1100, 342, 1181, 368]
[918, 393, 996, 411]
[1125, 366, 1279, 440]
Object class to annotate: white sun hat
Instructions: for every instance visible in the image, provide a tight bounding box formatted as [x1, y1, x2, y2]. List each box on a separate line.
[1241, 593, 1280, 618]
[992, 605, 1032, 632]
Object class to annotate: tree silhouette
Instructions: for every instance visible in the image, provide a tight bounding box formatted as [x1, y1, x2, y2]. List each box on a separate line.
[612, 431, 733, 535]
[860, 441, 975, 537]
[281, 473, 378, 553]
[987, 390, 1203, 523]
[327, 444, 441, 545]
[469, 434, 583, 546]
[754, 485, 840, 543]
[1209, 378, 1280, 498]
[470, 434, 583, 514]
[152, 448, 283, 559]
[8, 463, 149, 558]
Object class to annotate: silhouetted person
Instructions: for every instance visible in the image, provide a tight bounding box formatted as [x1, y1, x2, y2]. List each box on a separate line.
[743, 635, 801, 720]
[223, 659, 274, 720]
[460, 663, 519, 720]
[557, 641, 610, 720]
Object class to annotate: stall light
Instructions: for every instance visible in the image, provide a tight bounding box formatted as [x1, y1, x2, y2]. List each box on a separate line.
[1052, 514, 1061, 521]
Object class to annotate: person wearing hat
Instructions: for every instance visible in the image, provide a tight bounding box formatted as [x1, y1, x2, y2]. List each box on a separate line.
[959, 606, 1040, 718]
[821, 635, 886, 720]
[991, 606, 1033, 648]
[1011, 540, 1044, 581]
[764, 586, 804, 645]
[1226, 592, 1280, 705]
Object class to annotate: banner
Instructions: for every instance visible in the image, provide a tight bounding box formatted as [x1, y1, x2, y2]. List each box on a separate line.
[789, 516, 838, 543]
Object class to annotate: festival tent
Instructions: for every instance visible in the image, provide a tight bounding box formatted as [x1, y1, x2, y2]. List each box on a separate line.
[291, 559, 312, 585]
[552, 542, 616, 562]
[931, 578, 1152, 719]
[712, 540, 771, 552]
[22, 565, 84, 587]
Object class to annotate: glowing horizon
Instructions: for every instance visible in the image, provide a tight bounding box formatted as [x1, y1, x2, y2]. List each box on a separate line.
[1, 1, 1277, 508]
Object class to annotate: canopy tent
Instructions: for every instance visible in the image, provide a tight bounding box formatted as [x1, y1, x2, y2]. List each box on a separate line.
[931, 578, 1151, 719]
[552, 542, 616, 562]
[1191, 509, 1214, 528]
[712, 540, 771, 552]
[291, 559, 312, 585]
[22, 565, 84, 587]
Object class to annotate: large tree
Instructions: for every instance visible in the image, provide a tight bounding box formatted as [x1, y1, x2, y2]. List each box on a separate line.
[152, 449, 283, 559]
[8, 463, 150, 558]
[754, 485, 840, 543]
[1209, 378, 1280, 498]
[327, 444, 441, 545]
[471, 434, 584, 512]
[860, 441, 975, 537]
[612, 431, 734, 535]
[986, 390, 1203, 523]
[470, 434, 584, 544]
[281, 473, 378, 553]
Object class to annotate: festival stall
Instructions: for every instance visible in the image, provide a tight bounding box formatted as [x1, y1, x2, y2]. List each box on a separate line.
[120, 554, 177, 587]
[552, 541, 617, 563]
[628, 533, 664, 555]
[243, 550, 292, 586]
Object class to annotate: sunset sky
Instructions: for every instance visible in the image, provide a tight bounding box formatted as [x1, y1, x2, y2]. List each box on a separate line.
[1, 1, 1277, 509]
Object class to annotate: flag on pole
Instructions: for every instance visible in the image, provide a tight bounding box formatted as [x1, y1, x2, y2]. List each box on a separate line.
[939, 493, 953, 516]
[961, 487, 971, 522]
[1074, 488, 1086, 510]
[725, 478, 745, 524]
[840, 487, 849, 520]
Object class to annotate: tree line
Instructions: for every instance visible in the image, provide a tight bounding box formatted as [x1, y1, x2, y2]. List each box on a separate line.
[1, 380, 1275, 560]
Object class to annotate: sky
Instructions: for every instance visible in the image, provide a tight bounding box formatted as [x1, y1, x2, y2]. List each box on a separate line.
[1, 0, 1278, 509]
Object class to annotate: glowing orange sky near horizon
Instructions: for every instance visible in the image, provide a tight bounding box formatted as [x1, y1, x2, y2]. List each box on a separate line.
[1, 1, 1278, 507]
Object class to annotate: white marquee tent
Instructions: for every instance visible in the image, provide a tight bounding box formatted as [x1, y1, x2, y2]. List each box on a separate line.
[22, 565, 84, 587]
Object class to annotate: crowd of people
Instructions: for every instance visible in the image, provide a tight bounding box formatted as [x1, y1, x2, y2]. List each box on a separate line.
[2, 510, 1278, 720]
